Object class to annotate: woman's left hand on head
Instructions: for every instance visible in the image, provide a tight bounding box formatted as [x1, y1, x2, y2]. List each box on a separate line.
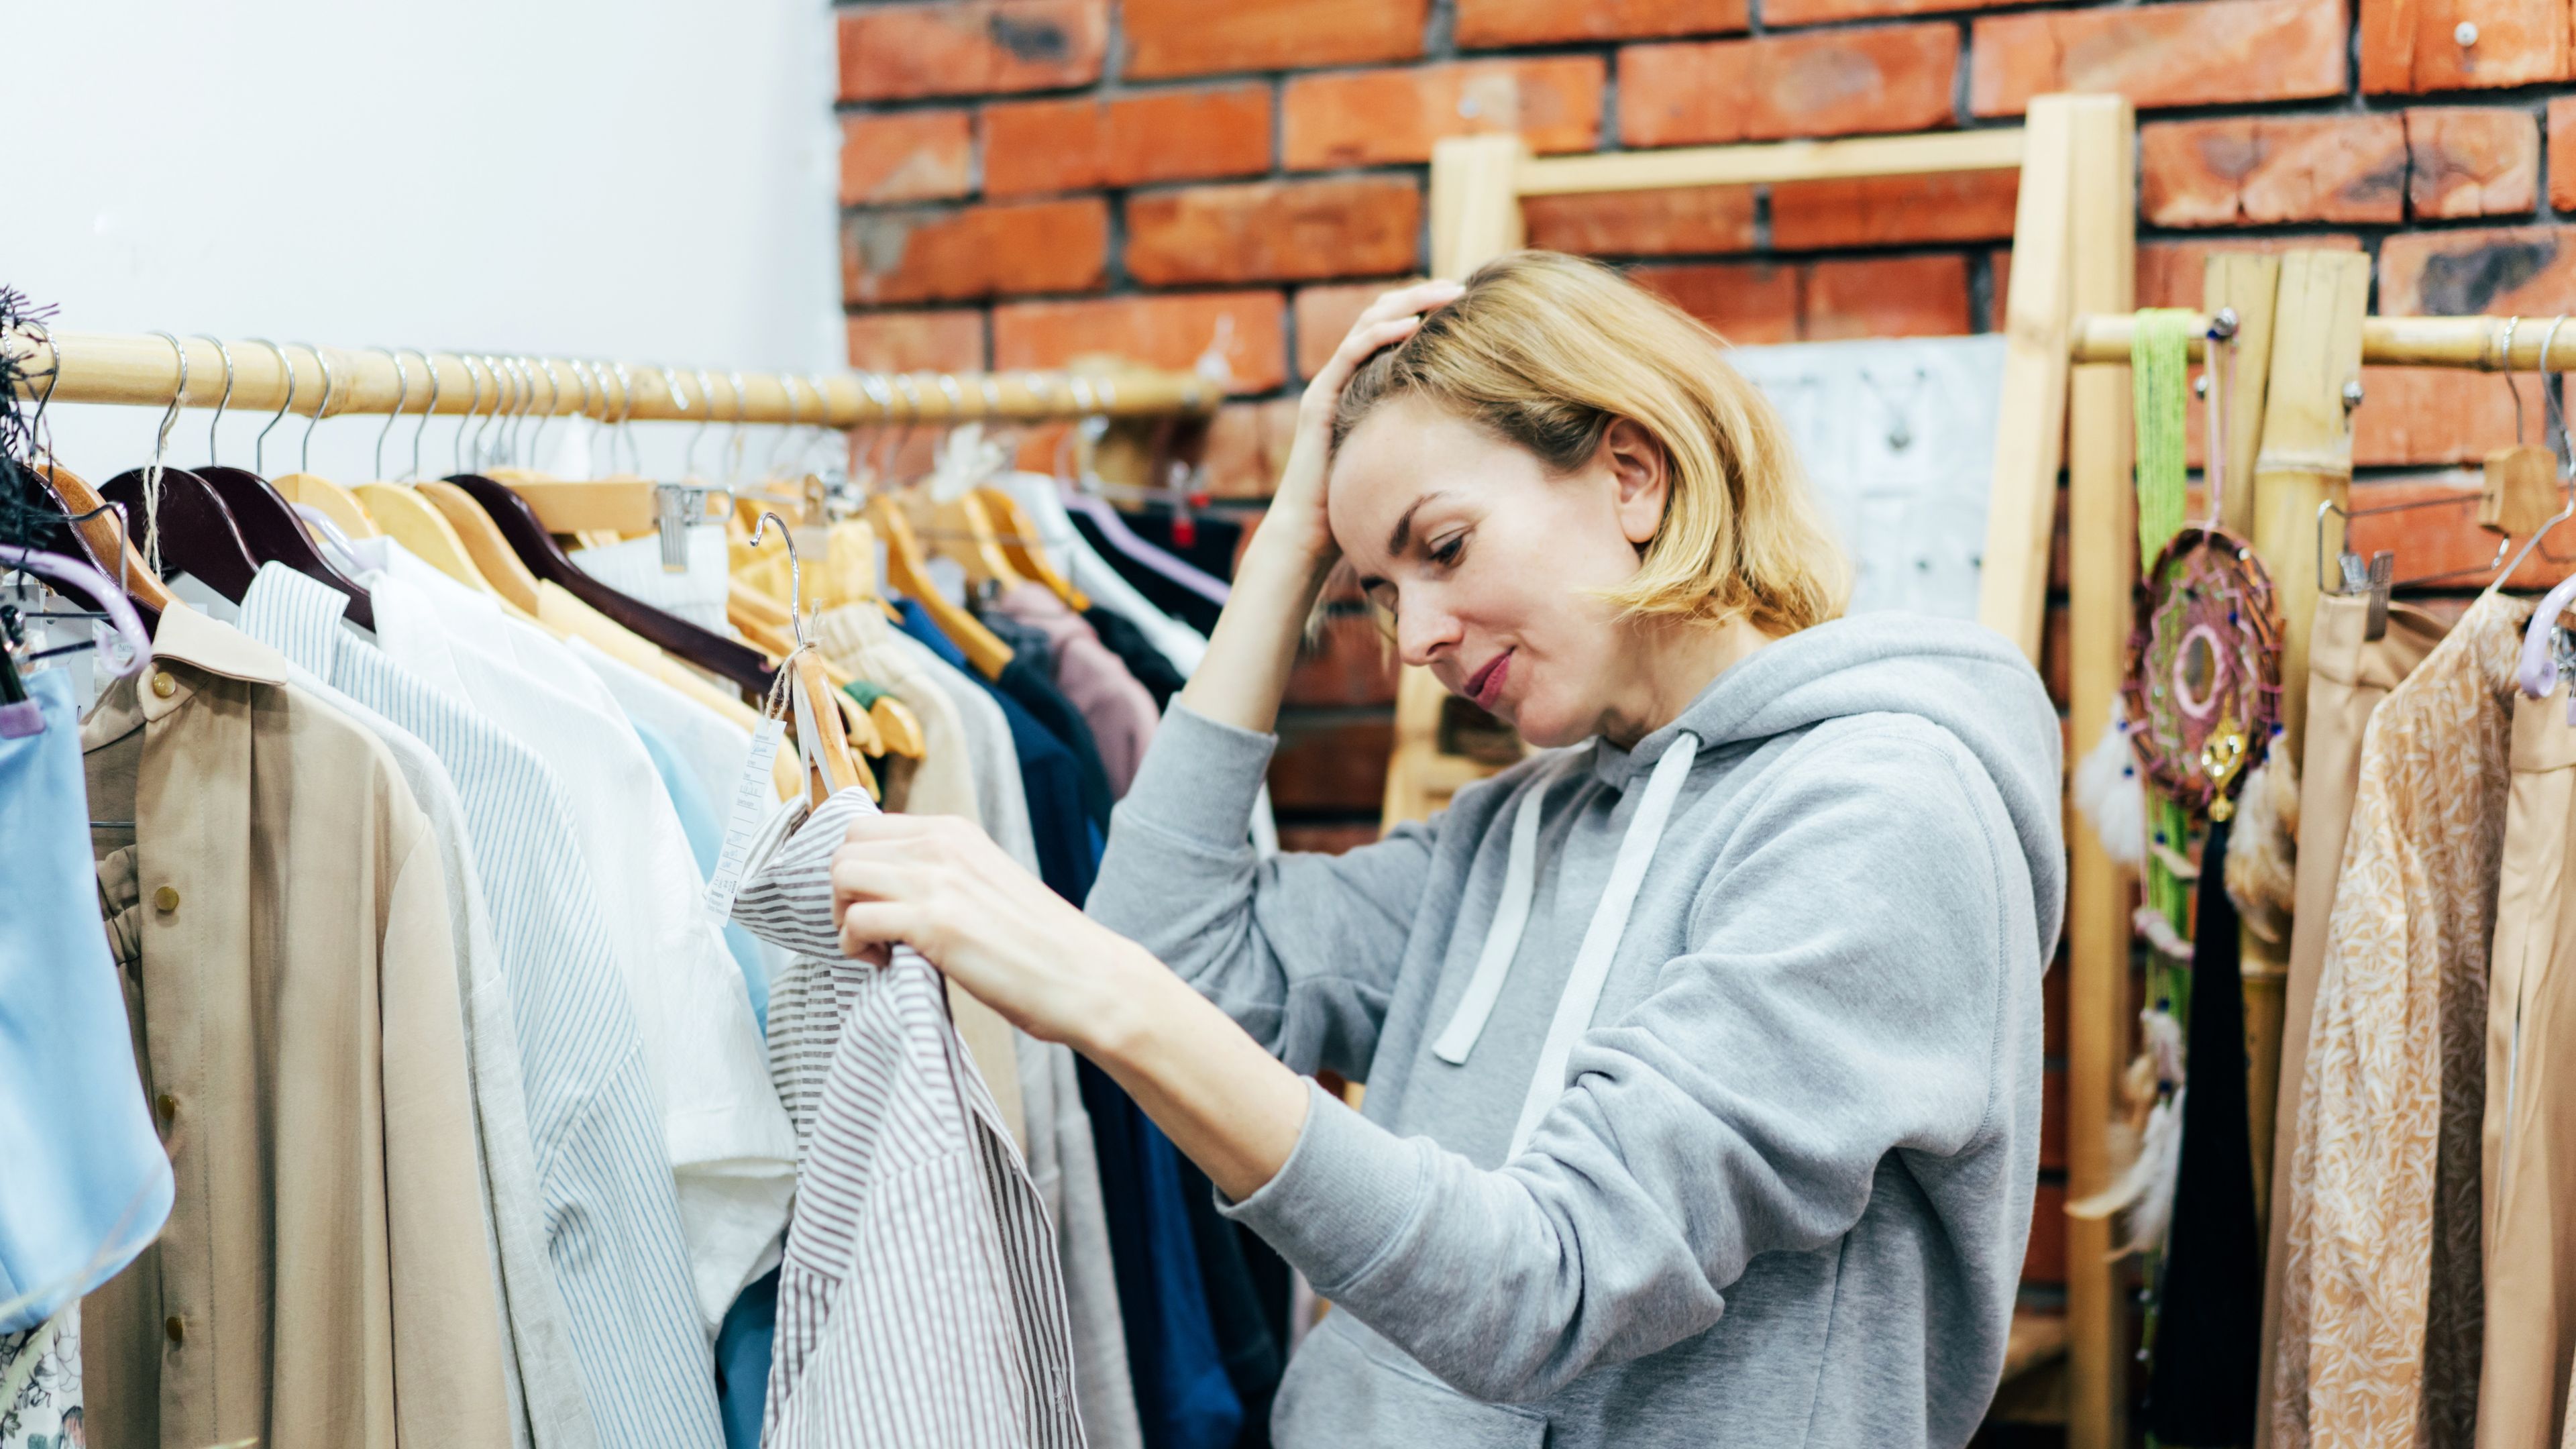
[830, 812, 1144, 1049]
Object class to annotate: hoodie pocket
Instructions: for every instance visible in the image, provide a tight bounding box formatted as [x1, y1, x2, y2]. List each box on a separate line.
[1274, 1311, 1548, 1448]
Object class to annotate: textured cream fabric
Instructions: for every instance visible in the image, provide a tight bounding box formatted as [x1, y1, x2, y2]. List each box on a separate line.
[2273, 591, 2525, 1449]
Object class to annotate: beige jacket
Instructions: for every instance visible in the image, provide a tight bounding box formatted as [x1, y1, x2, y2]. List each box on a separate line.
[82, 606, 509, 1449]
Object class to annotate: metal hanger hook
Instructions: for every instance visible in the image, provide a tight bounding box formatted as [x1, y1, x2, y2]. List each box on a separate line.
[748, 508, 808, 647]
[372, 347, 411, 480]
[527, 358, 564, 466]
[453, 354, 487, 476]
[299, 343, 334, 474]
[2504, 316, 2528, 445]
[687, 368, 717, 479]
[406, 350, 442, 482]
[195, 335, 235, 465]
[247, 337, 294, 476]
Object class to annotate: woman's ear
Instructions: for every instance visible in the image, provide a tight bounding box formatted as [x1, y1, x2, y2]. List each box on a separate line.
[1601, 418, 1668, 547]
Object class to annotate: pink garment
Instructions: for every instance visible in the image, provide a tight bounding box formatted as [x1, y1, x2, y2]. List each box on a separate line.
[993, 582, 1160, 796]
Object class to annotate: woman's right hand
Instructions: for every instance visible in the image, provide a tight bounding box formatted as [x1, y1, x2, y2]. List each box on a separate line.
[1259, 278, 1466, 570]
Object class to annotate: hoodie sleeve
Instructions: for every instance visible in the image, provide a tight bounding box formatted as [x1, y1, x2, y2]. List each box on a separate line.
[1088, 704, 1438, 1083]
[1218, 722, 2029, 1403]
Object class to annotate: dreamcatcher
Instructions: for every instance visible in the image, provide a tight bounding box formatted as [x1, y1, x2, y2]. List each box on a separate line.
[2119, 311, 2282, 823]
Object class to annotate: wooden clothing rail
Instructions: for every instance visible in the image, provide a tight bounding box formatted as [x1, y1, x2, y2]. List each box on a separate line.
[3, 327, 1224, 425]
[1391, 93, 2135, 1447]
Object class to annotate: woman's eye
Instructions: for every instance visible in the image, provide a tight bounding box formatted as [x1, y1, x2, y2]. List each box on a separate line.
[1430, 535, 1465, 566]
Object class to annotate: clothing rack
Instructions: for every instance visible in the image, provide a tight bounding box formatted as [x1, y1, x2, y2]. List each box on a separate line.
[2, 327, 1223, 424]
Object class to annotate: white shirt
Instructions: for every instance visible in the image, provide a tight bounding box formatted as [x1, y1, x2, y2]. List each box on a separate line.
[366, 545, 795, 1330]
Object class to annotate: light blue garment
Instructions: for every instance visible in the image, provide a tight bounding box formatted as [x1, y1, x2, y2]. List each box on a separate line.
[631, 716, 769, 1032]
[238, 566, 723, 1449]
[0, 667, 172, 1332]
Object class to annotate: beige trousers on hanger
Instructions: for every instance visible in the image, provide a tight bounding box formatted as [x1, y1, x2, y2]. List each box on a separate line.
[2477, 684, 2576, 1449]
[2255, 592, 2451, 1447]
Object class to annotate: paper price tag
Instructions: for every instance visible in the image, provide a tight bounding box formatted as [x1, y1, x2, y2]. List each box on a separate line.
[703, 717, 788, 923]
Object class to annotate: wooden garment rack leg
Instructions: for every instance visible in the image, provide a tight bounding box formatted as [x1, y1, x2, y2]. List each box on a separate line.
[1394, 94, 2137, 1448]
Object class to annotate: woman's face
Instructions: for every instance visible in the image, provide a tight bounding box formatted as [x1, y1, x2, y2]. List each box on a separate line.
[1327, 394, 1670, 749]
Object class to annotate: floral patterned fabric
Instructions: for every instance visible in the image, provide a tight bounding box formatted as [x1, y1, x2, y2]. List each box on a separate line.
[2273, 590, 2528, 1448]
[1, 1309, 83, 1449]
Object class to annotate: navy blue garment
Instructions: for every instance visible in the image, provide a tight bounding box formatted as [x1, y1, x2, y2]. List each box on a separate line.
[1175, 1159, 1285, 1448]
[1079, 1061, 1244, 1449]
[1084, 606, 1188, 712]
[1065, 508, 1236, 638]
[713, 1267, 780, 1449]
[977, 609, 1116, 831]
[892, 599, 1095, 903]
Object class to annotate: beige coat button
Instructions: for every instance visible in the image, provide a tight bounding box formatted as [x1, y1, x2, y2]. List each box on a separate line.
[156, 1092, 178, 1124]
[153, 885, 180, 912]
[164, 1315, 186, 1344]
[150, 672, 178, 698]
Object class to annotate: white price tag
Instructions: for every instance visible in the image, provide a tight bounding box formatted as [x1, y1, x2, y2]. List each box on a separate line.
[703, 717, 788, 923]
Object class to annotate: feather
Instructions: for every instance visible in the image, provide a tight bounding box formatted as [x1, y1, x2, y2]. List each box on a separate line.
[2134, 904, 2194, 963]
[2068, 1006, 2189, 1258]
[2224, 747, 2300, 949]
[2073, 699, 2147, 868]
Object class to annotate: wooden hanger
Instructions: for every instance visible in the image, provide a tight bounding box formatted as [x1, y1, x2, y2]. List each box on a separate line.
[448, 472, 776, 700]
[356, 481, 501, 596]
[34, 462, 172, 622]
[417, 480, 545, 613]
[99, 466, 260, 605]
[197, 466, 374, 629]
[868, 694, 925, 758]
[867, 493, 1015, 680]
[272, 474, 381, 540]
[726, 580, 891, 757]
[977, 484, 1089, 611]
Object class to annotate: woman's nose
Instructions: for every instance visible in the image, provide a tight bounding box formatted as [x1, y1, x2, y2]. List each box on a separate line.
[1395, 598, 1462, 669]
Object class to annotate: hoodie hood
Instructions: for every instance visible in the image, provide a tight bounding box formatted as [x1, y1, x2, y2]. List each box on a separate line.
[1594, 611, 2067, 965]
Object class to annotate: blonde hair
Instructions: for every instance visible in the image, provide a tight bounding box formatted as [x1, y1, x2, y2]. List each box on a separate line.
[1331, 250, 1849, 633]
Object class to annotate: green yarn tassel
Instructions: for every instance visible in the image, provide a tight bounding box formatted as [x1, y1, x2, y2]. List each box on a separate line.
[2132, 308, 2196, 570]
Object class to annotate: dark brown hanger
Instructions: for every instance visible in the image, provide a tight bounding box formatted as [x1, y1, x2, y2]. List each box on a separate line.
[444, 471, 775, 699]
[196, 465, 374, 630]
[100, 466, 260, 605]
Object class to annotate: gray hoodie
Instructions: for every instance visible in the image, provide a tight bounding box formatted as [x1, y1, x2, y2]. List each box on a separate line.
[1087, 612, 2065, 1448]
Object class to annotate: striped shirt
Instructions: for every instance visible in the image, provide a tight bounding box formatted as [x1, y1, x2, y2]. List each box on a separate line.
[733, 790, 1086, 1448]
[240, 565, 724, 1449]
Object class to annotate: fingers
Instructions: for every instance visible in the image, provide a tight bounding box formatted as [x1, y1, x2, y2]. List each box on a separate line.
[1304, 316, 1426, 407]
[837, 902, 913, 963]
[1354, 278, 1464, 330]
[829, 853, 918, 906]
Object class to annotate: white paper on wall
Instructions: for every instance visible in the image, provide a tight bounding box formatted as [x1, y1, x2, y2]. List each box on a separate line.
[1721, 335, 2008, 621]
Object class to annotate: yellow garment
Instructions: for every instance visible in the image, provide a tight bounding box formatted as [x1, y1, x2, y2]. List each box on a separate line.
[2273, 590, 2526, 1449]
[82, 608, 508, 1449]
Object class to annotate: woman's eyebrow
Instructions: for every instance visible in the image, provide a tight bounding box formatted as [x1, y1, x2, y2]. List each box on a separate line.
[1386, 490, 1452, 556]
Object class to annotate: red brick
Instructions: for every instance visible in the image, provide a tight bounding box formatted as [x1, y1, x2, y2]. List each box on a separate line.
[2381, 223, 2576, 315]
[844, 198, 1108, 305]
[1284, 58, 1603, 170]
[1621, 26, 1960, 146]
[2025, 1183, 2068, 1283]
[2139, 116, 2407, 228]
[1770, 170, 2021, 249]
[1970, 0, 2347, 117]
[2133, 234, 2365, 309]
[2553, 100, 2576, 209]
[838, 0, 1108, 102]
[840, 111, 973, 205]
[1989, 248, 2010, 321]
[1126, 178, 1422, 287]
[1294, 279, 1419, 380]
[1630, 262, 1802, 345]
[1803, 256, 1974, 339]
[1201, 397, 1302, 498]
[2361, 0, 2575, 93]
[1522, 186, 1758, 256]
[1124, 0, 1427, 79]
[1768, 0, 2026, 26]
[846, 309, 988, 374]
[1277, 823, 1384, 854]
[1454, 0, 1746, 46]
[2354, 373, 2530, 465]
[992, 290, 1289, 394]
[981, 87, 1272, 198]
[1269, 713, 1396, 812]
[2406, 107, 2542, 218]
[1287, 611, 1401, 707]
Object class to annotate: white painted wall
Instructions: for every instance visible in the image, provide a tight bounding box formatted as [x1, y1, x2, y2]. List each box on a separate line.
[13, 0, 843, 483]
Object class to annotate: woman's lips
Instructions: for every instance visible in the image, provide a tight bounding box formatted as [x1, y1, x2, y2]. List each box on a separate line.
[1464, 649, 1512, 710]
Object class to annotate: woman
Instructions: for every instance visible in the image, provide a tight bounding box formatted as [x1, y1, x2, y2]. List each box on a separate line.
[825, 252, 2065, 1447]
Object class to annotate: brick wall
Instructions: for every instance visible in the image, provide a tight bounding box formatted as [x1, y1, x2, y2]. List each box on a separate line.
[833, 0, 2576, 1330]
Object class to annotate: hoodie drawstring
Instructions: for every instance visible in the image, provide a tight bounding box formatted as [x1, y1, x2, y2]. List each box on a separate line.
[1426, 733, 1705, 1158]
